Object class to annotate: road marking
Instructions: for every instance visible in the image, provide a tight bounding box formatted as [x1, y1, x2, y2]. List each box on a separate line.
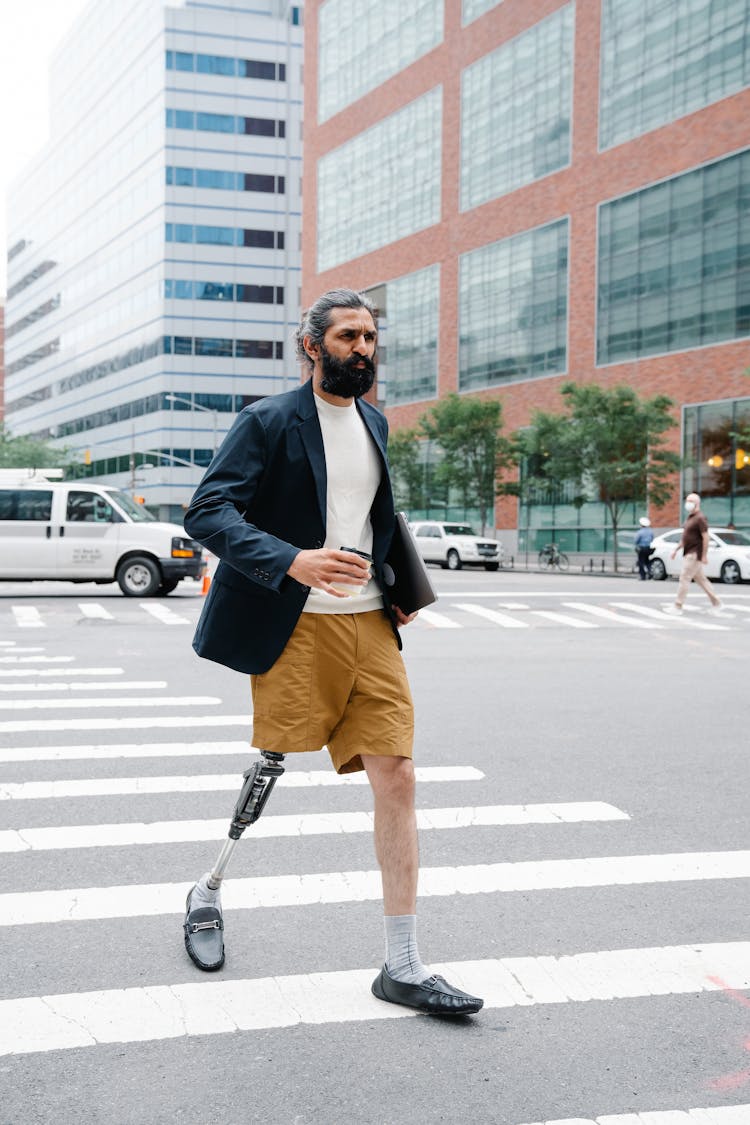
[517, 1108, 750, 1125]
[0, 667, 124, 678]
[0, 695, 220, 711]
[563, 602, 663, 628]
[140, 603, 190, 625]
[0, 802, 627, 851]
[10, 606, 44, 628]
[77, 603, 114, 620]
[497, 603, 530, 609]
[610, 602, 730, 630]
[0, 765, 485, 797]
[0, 714, 250, 734]
[0, 655, 74, 664]
[530, 610, 598, 629]
[0, 740, 253, 762]
[453, 603, 529, 628]
[416, 608, 461, 628]
[1, 942, 747, 1056]
[0, 680, 167, 693]
[2, 849, 747, 925]
[0, 641, 15, 646]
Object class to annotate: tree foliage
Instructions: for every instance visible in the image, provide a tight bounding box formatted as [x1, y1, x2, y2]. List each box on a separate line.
[517, 382, 681, 568]
[0, 424, 71, 471]
[386, 427, 425, 512]
[418, 393, 512, 532]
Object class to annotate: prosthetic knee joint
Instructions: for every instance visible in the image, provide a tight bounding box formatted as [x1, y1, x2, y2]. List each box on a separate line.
[206, 750, 286, 890]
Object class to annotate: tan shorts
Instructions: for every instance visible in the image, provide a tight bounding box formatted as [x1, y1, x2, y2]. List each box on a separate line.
[250, 609, 414, 774]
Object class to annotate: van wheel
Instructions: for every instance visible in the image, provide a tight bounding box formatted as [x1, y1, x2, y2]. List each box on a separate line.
[117, 556, 161, 597]
[157, 579, 179, 596]
[447, 549, 462, 571]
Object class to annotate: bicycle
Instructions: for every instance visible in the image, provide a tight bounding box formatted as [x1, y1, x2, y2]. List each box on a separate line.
[538, 542, 570, 571]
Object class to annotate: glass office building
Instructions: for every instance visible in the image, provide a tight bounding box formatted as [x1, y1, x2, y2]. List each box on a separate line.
[305, 1, 750, 548]
[5, 0, 302, 521]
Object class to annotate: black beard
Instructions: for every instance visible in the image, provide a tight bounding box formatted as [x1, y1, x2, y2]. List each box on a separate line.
[319, 346, 375, 399]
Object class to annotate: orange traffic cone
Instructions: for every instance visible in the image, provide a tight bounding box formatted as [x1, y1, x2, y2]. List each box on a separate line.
[201, 572, 211, 595]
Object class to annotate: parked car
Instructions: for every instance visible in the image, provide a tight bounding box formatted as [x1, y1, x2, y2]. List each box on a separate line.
[0, 469, 203, 596]
[649, 527, 750, 584]
[409, 521, 501, 571]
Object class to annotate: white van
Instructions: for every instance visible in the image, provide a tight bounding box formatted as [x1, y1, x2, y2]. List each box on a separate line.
[0, 469, 203, 596]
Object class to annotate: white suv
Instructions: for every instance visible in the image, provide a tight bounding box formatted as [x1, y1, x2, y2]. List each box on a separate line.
[410, 521, 501, 571]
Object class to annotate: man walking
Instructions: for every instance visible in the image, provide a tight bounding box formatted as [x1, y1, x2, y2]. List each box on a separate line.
[663, 492, 723, 616]
[180, 288, 483, 1016]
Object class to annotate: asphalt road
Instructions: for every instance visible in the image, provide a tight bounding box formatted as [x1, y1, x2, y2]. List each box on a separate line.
[0, 570, 748, 1125]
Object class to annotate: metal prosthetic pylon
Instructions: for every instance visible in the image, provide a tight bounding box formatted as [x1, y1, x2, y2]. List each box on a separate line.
[206, 750, 286, 891]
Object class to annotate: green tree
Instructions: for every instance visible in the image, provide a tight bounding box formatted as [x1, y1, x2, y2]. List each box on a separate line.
[517, 382, 681, 569]
[418, 393, 512, 533]
[0, 424, 71, 471]
[386, 427, 425, 512]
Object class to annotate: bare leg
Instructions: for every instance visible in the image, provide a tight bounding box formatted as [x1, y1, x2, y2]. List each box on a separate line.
[362, 754, 418, 915]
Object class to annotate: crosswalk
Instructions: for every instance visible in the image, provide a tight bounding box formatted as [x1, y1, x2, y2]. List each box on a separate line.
[0, 631, 747, 1123]
[4, 594, 750, 632]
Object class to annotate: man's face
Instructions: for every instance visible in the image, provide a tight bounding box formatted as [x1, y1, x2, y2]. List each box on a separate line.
[311, 307, 377, 400]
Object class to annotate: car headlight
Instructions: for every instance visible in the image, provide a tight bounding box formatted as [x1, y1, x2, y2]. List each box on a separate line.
[171, 536, 200, 558]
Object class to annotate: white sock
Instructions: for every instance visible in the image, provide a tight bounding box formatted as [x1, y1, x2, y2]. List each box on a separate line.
[384, 914, 430, 984]
[189, 872, 222, 911]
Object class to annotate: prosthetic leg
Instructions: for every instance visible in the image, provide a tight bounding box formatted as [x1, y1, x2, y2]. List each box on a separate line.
[183, 750, 286, 970]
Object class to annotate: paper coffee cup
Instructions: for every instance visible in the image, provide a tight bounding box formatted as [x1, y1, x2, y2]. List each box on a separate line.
[331, 547, 372, 596]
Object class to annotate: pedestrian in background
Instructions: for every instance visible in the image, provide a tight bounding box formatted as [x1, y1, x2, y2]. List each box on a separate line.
[663, 493, 724, 616]
[634, 516, 654, 580]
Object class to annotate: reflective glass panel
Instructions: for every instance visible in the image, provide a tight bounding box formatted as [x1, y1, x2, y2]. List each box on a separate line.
[459, 218, 568, 389]
[600, 0, 750, 149]
[373, 266, 439, 406]
[317, 88, 442, 272]
[460, 4, 574, 211]
[318, 0, 443, 122]
[462, 0, 503, 23]
[597, 149, 750, 363]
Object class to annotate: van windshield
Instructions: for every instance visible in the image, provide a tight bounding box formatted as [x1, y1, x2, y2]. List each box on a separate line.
[106, 490, 156, 522]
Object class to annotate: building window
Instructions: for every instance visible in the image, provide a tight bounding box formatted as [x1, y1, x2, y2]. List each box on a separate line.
[166, 110, 285, 137]
[166, 50, 286, 81]
[459, 218, 569, 390]
[597, 149, 750, 364]
[367, 266, 440, 406]
[460, 3, 574, 212]
[7, 259, 56, 300]
[317, 87, 442, 272]
[165, 223, 284, 246]
[166, 167, 285, 194]
[462, 0, 503, 24]
[600, 0, 750, 150]
[6, 338, 60, 377]
[6, 294, 60, 338]
[318, 0, 443, 122]
[683, 397, 750, 528]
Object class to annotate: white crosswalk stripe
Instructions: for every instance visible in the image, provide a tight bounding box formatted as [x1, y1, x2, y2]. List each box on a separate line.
[453, 603, 529, 628]
[517, 1105, 750, 1125]
[139, 602, 191, 625]
[563, 602, 663, 628]
[10, 605, 44, 628]
[610, 602, 731, 630]
[77, 603, 114, 619]
[530, 610, 598, 628]
[416, 607, 461, 628]
[0, 801, 629, 852]
[1, 942, 747, 1056]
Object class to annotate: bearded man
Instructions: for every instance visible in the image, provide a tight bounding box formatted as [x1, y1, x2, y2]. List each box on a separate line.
[180, 288, 483, 1017]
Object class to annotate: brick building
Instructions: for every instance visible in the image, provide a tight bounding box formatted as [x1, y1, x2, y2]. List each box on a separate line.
[302, 0, 750, 553]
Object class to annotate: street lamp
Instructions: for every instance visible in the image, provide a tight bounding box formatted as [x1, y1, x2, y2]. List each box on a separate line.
[165, 394, 219, 456]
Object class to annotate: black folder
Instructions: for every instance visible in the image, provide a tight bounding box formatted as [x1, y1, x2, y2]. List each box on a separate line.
[382, 512, 438, 615]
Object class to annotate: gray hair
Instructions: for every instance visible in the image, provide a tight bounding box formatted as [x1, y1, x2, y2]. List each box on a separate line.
[295, 288, 378, 371]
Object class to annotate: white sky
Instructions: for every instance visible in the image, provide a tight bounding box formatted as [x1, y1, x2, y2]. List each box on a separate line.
[1, 0, 91, 298]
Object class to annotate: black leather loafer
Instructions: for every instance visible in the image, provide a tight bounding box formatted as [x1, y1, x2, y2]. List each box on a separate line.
[371, 964, 483, 1015]
[183, 887, 225, 971]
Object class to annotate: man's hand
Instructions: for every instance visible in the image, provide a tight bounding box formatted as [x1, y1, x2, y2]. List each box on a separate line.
[392, 605, 418, 627]
[288, 548, 370, 597]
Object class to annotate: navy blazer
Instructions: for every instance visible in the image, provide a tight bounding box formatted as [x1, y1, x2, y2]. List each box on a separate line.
[186, 379, 399, 674]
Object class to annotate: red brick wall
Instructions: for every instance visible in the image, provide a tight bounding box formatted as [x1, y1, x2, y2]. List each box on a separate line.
[303, 0, 750, 529]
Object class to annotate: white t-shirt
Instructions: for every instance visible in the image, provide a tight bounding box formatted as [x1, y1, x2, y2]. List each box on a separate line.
[302, 393, 384, 614]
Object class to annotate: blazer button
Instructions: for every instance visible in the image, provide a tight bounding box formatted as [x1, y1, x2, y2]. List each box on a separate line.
[313, 539, 322, 548]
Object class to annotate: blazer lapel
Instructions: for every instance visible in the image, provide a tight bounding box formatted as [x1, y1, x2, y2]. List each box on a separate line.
[295, 380, 327, 527]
